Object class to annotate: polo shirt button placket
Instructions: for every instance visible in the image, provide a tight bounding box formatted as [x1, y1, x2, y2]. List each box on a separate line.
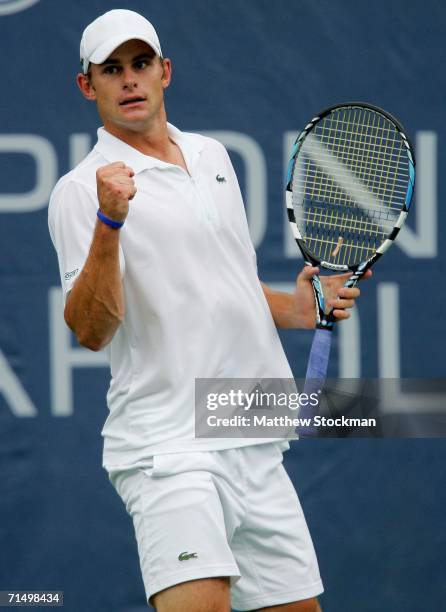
[190, 175, 213, 225]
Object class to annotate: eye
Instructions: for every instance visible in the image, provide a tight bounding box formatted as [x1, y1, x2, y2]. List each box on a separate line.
[103, 65, 120, 75]
[134, 59, 149, 70]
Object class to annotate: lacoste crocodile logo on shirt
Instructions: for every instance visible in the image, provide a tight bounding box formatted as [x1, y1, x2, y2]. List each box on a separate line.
[216, 174, 226, 182]
[178, 551, 198, 561]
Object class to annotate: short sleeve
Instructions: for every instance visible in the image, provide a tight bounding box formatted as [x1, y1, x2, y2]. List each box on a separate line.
[48, 179, 125, 299]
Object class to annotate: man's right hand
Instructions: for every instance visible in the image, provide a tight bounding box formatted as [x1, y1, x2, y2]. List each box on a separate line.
[96, 162, 136, 223]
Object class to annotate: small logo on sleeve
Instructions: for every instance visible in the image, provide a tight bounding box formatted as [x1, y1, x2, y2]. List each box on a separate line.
[64, 268, 78, 280]
[178, 551, 198, 561]
[216, 174, 226, 183]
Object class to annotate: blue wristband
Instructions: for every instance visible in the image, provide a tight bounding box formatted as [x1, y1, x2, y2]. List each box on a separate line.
[97, 209, 124, 229]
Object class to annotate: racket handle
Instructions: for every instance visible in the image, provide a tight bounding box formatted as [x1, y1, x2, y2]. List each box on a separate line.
[297, 328, 333, 437]
[305, 327, 332, 381]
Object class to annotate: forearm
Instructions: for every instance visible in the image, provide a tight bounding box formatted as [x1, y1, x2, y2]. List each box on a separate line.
[64, 221, 124, 350]
[262, 283, 313, 329]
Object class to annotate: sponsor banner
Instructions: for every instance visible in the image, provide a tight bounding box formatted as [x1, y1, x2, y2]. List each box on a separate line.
[0, 0, 39, 16]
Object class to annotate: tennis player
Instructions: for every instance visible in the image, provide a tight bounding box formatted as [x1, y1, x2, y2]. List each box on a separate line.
[48, 9, 367, 612]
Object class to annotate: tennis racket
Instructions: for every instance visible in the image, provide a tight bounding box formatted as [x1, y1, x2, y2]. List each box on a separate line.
[285, 102, 415, 434]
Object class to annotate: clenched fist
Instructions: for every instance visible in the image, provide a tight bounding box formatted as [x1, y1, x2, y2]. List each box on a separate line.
[96, 162, 136, 223]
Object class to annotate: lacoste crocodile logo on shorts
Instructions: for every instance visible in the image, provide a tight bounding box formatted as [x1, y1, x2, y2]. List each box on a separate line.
[216, 174, 226, 182]
[178, 551, 198, 561]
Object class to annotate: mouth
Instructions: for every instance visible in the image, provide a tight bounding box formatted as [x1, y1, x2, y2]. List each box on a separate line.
[119, 96, 146, 107]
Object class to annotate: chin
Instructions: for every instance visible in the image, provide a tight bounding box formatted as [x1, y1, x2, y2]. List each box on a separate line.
[116, 108, 148, 121]
[119, 117, 152, 132]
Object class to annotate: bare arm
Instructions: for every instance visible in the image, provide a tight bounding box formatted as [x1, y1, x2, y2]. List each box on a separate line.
[64, 221, 124, 350]
[64, 162, 136, 351]
[262, 266, 370, 330]
[262, 283, 311, 330]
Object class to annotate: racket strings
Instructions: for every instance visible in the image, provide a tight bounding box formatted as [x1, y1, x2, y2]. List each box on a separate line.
[312, 110, 408, 203]
[300, 148, 409, 171]
[304, 235, 378, 266]
[293, 160, 402, 221]
[292, 106, 409, 265]
[293, 168, 407, 206]
[297, 208, 387, 265]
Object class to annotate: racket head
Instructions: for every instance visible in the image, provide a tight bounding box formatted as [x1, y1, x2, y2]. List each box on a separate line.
[286, 102, 416, 273]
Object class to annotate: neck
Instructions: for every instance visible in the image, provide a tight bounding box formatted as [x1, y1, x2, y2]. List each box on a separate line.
[104, 109, 171, 158]
[103, 111, 188, 172]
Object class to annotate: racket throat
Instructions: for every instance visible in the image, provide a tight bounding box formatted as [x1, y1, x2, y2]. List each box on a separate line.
[311, 274, 335, 330]
[316, 318, 334, 331]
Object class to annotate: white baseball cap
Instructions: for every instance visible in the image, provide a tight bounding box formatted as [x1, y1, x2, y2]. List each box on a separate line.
[80, 9, 163, 74]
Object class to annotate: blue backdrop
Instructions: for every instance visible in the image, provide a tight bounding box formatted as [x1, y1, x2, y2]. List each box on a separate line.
[1, 1, 445, 610]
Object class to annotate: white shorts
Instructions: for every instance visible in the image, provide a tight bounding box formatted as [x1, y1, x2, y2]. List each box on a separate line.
[109, 443, 323, 611]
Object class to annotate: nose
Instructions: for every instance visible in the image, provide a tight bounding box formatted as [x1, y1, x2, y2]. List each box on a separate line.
[122, 66, 137, 89]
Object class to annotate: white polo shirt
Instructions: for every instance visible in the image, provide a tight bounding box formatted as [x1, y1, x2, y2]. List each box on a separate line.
[48, 124, 294, 471]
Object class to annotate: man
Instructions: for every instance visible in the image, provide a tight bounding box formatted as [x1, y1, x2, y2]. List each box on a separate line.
[48, 9, 367, 612]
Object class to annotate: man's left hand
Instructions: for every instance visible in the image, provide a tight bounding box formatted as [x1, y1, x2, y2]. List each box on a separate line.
[292, 265, 373, 329]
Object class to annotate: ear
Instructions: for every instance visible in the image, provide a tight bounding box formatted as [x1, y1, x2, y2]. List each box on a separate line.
[76, 73, 96, 101]
[161, 58, 172, 90]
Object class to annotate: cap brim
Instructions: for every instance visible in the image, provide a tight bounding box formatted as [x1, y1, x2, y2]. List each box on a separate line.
[89, 32, 162, 66]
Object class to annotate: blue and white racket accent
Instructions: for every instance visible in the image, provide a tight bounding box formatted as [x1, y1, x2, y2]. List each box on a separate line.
[285, 102, 416, 436]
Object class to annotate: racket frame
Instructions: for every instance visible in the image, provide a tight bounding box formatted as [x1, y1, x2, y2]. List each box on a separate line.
[285, 101, 416, 330]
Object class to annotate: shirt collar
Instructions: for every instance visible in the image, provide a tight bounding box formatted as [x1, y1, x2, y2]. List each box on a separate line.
[94, 122, 204, 175]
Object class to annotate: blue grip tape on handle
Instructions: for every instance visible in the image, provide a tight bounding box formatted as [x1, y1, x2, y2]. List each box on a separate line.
[305, 327, 332, 381]
[297, 328, 333, 437]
